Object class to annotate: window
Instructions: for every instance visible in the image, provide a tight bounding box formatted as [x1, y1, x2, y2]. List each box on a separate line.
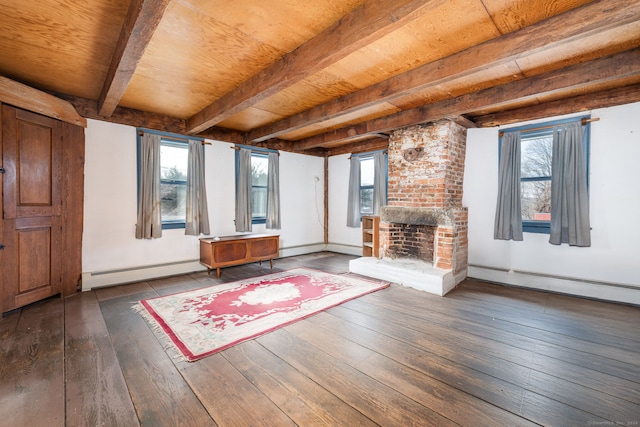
[159, 139, 188, 229]
[501, 117, 590, 234]
[250, 152, 269, 224]
[359, 156, 374, 216]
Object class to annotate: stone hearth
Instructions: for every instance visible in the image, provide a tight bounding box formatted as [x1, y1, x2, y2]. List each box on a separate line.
[349, 120, 468, 296]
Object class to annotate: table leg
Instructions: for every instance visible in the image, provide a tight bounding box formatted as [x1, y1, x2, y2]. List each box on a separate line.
[216, 267, 221, 278]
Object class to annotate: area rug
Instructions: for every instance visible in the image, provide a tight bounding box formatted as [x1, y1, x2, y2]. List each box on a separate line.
[135, 268, 389, 361]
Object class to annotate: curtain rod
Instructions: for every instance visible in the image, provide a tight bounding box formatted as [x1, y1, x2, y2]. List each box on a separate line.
[348, 149, 388, 160]
[230, 146, 280, 156]
[138, 130, 210, 145]
[499, 117, 599, 137]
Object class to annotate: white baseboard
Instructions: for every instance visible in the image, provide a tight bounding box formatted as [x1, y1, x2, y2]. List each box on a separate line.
[279, 243, 327, 258]
[468, 265, 640, 306]
[82, 260, 205, 291]
[82, 243, 332, 291]
[324, 243, 363, 256]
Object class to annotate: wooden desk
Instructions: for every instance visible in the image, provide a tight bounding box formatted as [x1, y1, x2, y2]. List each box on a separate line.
[199, 234, 280, 278]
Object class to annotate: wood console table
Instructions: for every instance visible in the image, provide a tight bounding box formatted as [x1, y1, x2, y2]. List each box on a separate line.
[199, 234, 280, 278]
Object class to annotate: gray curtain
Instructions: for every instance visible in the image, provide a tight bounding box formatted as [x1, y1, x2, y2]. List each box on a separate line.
[372, 151, 387, 215]
[135, 133, 162, 239]
[494, 131, 523, 241]
[266, 152, 281, 229]
[235, 148, 252, 232]
[549, 122, 591, 246]
[346, 155, 361, 227]
[185, 140, 210, 236]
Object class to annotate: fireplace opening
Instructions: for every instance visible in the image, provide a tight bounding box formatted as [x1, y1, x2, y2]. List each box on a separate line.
[384, 223, 434, 263]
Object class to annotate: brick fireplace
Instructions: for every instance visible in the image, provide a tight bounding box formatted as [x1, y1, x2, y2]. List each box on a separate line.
[349, 120, 468, 296]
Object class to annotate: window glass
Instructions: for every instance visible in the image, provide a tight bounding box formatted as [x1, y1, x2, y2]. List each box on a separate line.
[520, 135, 552, 223]
[360, 156, 374, 215]
[160, 141, 188, 225]
[251, 153, 269, 221]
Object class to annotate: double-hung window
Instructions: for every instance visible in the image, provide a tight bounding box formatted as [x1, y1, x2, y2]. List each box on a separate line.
[249, 152, 269, 224]
[159, 139, 188, 229]
[359, 155, 375, 216]
[501, 116, 590, 234]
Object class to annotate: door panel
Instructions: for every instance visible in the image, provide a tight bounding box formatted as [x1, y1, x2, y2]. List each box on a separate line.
[3, 105, 61, 220]
[1, 105, 63, 312]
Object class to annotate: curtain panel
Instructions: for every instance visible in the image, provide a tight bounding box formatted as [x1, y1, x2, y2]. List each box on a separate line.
[346, 156, 361, 228]
[372, 151, 387, 215]
[185, 140, 210, 236]
[494, 131, 523, 241]
[235, 148, 253, 232]
[266, 152, 281, 229]
[135, 133, 162, 239]
[549, 122, 591, 246]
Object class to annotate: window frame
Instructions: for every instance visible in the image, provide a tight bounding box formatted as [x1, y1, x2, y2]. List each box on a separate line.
[234, 146, 276, 225]
[159, 138, 189, 229]
[499, 116, 591, 234]
[352, 150, 388, 219]
[359, 155, 375, 217]
[137, 129, 202, 230]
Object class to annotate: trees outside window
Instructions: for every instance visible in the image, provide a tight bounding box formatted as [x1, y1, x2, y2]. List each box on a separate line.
[521, 136, 552, 223]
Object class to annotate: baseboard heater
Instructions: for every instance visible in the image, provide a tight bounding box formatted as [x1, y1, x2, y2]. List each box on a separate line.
[82, 243, 335, 291]
[468, 264, 640, 305]
[82, 259, 205, 291]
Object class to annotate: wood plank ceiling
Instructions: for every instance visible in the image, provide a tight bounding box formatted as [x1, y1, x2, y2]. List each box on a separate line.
[1, 0, 639, 156]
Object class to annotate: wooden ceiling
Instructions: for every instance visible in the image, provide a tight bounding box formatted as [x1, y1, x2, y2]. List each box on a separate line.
[1, 0, 639, 156]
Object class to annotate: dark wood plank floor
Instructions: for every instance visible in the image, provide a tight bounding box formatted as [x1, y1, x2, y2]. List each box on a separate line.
[1, 252, 639, 426]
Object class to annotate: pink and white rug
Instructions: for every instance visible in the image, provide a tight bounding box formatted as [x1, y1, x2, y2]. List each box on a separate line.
[135, 268, 389, 361]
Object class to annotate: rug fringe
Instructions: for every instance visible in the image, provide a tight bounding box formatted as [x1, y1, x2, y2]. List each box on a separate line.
[133, 303, 190, 363]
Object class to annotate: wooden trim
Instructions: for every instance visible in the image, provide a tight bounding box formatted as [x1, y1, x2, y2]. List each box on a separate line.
[247, 0, 640, 142]
[0, 76, 86, 127]
[324, 156, 328, 245]
[294, 48, 640, 149]
[97, 0, 171, 117]
[185, 0, 446, 134]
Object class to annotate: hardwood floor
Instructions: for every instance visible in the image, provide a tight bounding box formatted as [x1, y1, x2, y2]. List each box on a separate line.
[1, 252, 639, 426]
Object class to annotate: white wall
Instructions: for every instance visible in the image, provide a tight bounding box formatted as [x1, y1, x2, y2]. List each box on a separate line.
[327, 154, 364, 255]
[463, 102, 640, 304]
[82, 119, 325, 289]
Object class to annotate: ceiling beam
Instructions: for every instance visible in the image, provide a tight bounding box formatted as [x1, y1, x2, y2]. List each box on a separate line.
[185, 0, 446, 134]
[327, 137, 389, 157]
[471, 83, 640, 127]
[291, 47, 640, 150]
[0, 76, 86, 127]
[249, 0, 640, 142]
[97, 0, 171, 117]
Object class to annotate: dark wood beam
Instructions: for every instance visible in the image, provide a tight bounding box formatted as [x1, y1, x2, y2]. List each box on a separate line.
[292, 47, 640, 149]
[471, 83, 640, 127]
[97, 0, 171, 117]
[0, 76, 86, 127]
[326, 137, 389, 157]
[185, 0, 446, 134]
[248, 0, 640, 142]
[59, 94, 186, 134]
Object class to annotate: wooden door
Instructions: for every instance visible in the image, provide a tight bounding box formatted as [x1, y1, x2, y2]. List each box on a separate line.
[1, 105, 63, 312]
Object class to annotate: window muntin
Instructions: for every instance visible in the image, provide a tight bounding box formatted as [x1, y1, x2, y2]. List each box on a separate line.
[160, 140, 188, 228]
[359, 156, 374, 216]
